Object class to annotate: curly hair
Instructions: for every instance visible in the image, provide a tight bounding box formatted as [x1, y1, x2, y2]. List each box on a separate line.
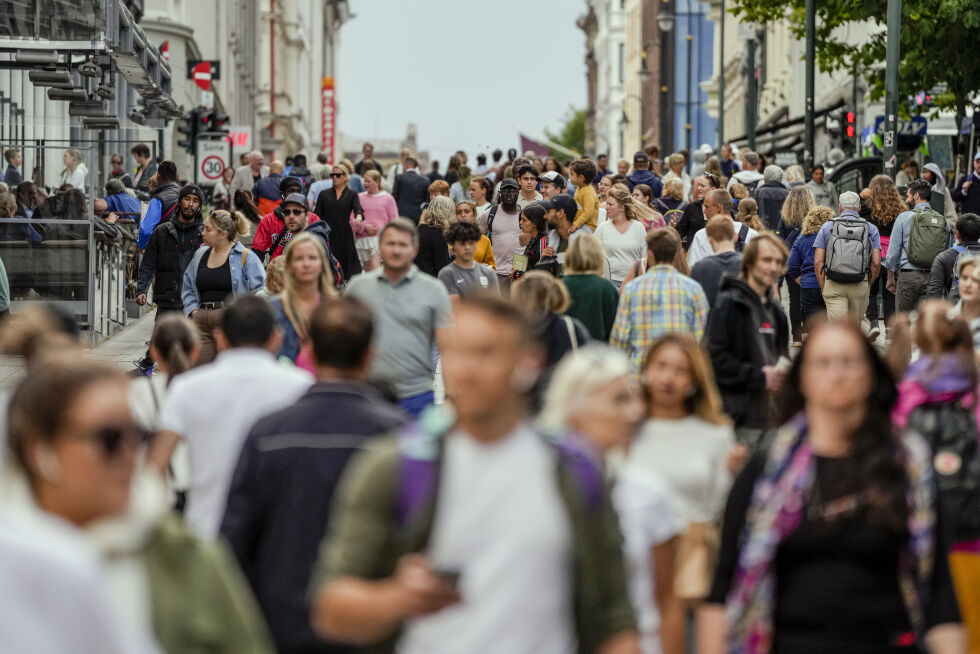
[800, 205, 834, 235]
[867, 174, 906, 226]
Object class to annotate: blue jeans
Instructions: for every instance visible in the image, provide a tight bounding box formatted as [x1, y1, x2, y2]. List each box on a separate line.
[800, 286, 826, 322]
[399, 390, 435, 419]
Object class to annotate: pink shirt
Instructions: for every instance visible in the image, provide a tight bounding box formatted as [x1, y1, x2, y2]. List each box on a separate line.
[354, 191, 398, 238]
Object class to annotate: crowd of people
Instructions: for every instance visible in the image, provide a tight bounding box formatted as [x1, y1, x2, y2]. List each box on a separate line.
[3, 139, 980, 654]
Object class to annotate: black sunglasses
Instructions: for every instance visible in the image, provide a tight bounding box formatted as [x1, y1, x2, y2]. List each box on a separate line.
[282, 208, 307, 216]
[78, 425, 144, 458]
[330, 172, 345, 178]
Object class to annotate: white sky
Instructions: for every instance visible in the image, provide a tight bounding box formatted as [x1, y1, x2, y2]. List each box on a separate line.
[335, 0, 587, 165]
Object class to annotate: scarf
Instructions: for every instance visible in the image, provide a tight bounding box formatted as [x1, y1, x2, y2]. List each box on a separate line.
[892, 353, 979, 429]
[725, 413, 936, 654]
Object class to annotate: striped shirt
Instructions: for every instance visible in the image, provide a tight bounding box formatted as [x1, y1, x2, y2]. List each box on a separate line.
[610, 264, 710, 368]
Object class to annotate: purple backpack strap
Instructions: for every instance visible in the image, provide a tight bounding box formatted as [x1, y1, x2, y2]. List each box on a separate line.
[552, 437, 604, 512]
[395, 407, 452, 527]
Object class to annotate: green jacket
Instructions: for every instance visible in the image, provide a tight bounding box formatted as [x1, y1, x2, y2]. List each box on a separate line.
[145, 514, 274, 654]
[311, 429, 636, 653]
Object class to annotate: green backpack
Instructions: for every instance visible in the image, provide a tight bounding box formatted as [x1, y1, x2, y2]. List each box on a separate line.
[905, 207, 949, 268]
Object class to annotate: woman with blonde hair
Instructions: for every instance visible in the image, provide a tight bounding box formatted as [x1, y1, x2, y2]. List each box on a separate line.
[779, 186, 815, 343]
[787, 205, 834, 328]
[598, 183, 656, 288]
[562, 234, 619, 341]
[784, 164, 806, 188]
[355, 169, 397, 271]
[312, 164, 363, 281]
[626, 334, 738, 654]
[256, 255, 286, 298]
[59, 148, 88, 190]
[270, 232, 338, 367]
[182, 209, 265, 364]
[414, 195, 453, 276]
[541, 344, 682, 654]
[729, 181, 749, 210]
[735, 197, 766, 232]
[655, 177, 688, 218]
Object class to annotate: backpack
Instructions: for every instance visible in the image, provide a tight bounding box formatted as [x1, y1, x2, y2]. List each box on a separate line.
[905, 401, 980, 541]
[824, 218, 872, 283]
[906, 207, 950, 268]
[661, 201, 686, 228]
[485, 204, 499, 241]
[734, 223, 749, 253]
[743, 178, 762, 197]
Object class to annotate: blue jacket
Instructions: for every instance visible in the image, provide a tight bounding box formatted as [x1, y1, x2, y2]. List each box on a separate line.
[137, 182, 181, 250]
[626, 169, 662, 197]
[787, 233, 820, 289]
[181, 241, 266, 313]
[270, 297, 301, 362]
[252, 173, 284, 202]
[104, 192, 142, 218]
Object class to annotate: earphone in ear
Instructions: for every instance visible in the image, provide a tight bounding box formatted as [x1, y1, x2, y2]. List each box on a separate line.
[34, 446, 62, 483]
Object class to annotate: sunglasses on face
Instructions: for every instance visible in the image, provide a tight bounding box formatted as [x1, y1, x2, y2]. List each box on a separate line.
[282, 208, 307, 216]
[330, 173, 345, 178]
[76, 425, 144, 458]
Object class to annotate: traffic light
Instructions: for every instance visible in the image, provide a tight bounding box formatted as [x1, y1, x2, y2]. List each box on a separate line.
[177, 107, 209, 153]
[839, 107, 856, 155]
[207, 111, 229, 135]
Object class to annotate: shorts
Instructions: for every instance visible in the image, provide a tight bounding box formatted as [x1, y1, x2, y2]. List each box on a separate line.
[355, 236, 379, 264]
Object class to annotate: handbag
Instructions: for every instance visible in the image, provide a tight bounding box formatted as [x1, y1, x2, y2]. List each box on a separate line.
[673, 521, 720, 601]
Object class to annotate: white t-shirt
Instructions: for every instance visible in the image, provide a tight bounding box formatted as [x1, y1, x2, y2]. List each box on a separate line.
[478, 205, 523, 276]
[157, 349, 313, 539]
[399, 425, 575, 654]
[612, 468, 682, 654]
[625, 415, 735, 525]
[687, 223, 757, 268]
[596, 219, 648, 282]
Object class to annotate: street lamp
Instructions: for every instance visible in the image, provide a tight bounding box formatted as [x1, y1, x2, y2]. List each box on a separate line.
[658, 0, 676, 151]
[657, 1, 675, 33]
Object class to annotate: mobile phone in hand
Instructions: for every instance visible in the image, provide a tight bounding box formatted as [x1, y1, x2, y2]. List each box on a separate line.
[431, 568, 461, 590]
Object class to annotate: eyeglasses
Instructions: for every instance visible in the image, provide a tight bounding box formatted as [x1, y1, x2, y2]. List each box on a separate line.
[282, 208, 307, 216]
[330, 173, 345, 178]
[74, 425, 144, 458]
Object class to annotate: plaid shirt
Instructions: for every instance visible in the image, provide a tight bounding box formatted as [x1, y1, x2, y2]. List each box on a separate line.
[610, 264, 709, 368]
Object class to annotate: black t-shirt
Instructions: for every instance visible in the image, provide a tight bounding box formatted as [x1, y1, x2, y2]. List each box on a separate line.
[196, 249, 233, 303]
[710, 450, 960, 654]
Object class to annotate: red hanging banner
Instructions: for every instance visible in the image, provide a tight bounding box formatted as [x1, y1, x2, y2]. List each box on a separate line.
[321, 77, 336, 164]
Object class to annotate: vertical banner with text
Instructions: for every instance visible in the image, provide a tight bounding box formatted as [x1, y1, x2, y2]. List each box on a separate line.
[321, 77, 336, 165]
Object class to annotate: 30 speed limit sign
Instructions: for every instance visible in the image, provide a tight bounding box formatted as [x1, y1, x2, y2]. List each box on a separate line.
[196, 139, 230, 185]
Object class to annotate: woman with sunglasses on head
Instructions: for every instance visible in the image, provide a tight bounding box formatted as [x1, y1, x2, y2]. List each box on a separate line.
[700, 320, 965, 654]
[355, 169, 397, 271]
[312, 164, 363, 282]
[540, 344, 682, 654]
[0, 358, 275, 654]
[270, 233, 339, 368]
[182, 209, 266, 365]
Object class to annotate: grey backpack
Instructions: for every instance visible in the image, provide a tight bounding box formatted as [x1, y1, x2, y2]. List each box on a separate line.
[824, 218, 872, 284]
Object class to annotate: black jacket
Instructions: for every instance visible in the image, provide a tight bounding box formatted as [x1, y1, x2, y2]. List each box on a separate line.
[414, 224, 450, 277]
[704, 275, 789, 430]
[220, 381, 408, 654]
[151, 180, 181, 219]
[928, 240, 980, 300]
[136, 214, 204, 309]
[392, 171, 429, 222]
[675, 200, 705, 250]
[952, 174, 980, 216]
[135, 160, 159, 195]
[754, 181, 790, 231]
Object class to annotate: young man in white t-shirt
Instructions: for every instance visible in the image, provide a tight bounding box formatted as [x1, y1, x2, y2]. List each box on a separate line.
[312, 296, 639, 654]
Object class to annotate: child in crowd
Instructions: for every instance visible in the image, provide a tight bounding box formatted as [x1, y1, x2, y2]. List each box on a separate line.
[438, 220, 499, 299]
[569, 158, 599, 232]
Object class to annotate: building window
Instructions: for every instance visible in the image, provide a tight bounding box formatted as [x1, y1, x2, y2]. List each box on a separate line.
[618, 42, 624, 84]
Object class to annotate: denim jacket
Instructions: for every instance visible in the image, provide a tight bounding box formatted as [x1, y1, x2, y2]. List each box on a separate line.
[181, 241, 266, 314]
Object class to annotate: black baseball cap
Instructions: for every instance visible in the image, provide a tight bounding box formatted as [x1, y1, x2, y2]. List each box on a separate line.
[633, 150, 650, 162]
[499, 178, 520, 190]
[542, 194, 577, 218]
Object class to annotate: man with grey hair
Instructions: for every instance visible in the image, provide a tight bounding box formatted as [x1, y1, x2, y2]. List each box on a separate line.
[345, 218, 453, 418]
[94, 177, 141, 218]
[727, 150, 765, 193]
[754, 165, 790, 231]
[230, 150, 269, 201]
[813, 190, 881, 324]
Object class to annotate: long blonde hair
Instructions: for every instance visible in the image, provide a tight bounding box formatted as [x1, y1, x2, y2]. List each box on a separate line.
[780, 186, 814, 228]
[608, 183, 655, 224]
[419, 196, 455, 232]
[279, 233, 338, 338]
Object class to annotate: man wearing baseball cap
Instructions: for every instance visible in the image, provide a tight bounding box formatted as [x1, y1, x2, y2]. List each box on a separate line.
[952, 152, 980, 216]
[543, 194, 592, 274]
[538, 171, 566, 200]
[252, 180, 323, 260]
[478, 178, 523, 288]
[626, 150, 662, 197]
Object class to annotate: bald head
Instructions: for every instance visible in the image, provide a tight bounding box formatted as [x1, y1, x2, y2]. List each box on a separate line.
[269, 160, 284, 174]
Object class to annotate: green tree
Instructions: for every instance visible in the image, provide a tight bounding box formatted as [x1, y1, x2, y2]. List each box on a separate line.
[731, 0, 980, 153]
[545, 107, 586, 160]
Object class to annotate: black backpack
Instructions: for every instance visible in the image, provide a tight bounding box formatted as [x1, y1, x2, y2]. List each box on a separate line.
[906, 401, 980, 541]
[734, 223, 749, 253]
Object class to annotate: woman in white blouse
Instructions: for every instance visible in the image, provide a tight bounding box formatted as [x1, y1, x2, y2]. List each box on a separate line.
[59, 148, 89, 190]
[596, 183, 652, 288]
[541, 344, 682, 654]
[625, 333, 740, 653]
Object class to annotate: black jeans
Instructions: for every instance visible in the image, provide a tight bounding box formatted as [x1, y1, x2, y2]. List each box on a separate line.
[786, 277, 803, 339]
[866, 274, 896, 324]
[800, 286, 826, 325]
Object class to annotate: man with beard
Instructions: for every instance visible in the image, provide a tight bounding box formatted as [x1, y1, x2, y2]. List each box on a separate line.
[478, 178, 523, 288]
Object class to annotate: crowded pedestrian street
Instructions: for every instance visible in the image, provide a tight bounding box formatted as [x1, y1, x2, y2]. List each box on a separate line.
[1, 0, 980, 653]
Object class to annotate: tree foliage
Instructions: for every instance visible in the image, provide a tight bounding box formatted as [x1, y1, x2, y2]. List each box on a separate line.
[545, 107, 586, 159]
[730, 0, 980, 132]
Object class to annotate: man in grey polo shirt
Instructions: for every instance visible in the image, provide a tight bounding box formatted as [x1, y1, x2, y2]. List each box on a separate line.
[346, 218, 453, 418]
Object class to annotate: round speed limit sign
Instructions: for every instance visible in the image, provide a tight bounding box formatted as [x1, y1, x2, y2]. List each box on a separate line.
[200, 155, 225, 181]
